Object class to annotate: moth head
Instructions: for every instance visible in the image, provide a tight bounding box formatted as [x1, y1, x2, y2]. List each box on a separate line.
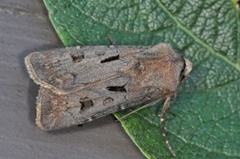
[180, 58, 192, 82]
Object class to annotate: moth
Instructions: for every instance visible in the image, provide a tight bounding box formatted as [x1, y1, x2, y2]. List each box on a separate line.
[25, 43, 192, 156]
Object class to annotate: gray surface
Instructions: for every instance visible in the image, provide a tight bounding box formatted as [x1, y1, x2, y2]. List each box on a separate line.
[0, 1, 145, 158]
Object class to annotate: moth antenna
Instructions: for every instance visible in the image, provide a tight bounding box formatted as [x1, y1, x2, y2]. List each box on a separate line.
[118, 100, 159, 121]
[160, 96, 176, 157]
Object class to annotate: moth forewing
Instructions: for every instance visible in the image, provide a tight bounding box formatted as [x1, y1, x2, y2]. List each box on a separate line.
[36, 85, 165, 131]
[24, 43, 185, 94]
[25, 46, 148, 94]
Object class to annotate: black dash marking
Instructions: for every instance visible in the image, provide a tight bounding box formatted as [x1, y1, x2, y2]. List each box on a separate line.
[106, 85, 126, 92]
[79, 98, 93, 111]
[70, 54, 84, 63]
[101, 55, 119, 63]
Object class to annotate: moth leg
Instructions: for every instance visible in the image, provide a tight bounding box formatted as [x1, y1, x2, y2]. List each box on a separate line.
[118, 100, 159, 121]
[160, 96, 176, 157]
[155, 107, 176, 117]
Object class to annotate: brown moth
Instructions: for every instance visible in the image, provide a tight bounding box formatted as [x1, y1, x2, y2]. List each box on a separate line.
[25, 43, 192, 156]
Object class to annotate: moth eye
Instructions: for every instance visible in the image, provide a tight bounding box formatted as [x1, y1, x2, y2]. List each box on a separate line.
[79, 97, 93, 111]
[106, 85, 127, 92]
[70, 54, 85, 63]
[101, 55, 119, 63]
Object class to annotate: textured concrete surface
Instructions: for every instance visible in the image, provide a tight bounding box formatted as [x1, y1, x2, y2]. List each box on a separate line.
[0, 1, 145, 158]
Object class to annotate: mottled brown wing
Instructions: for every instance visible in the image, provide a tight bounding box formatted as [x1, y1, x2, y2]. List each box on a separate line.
[25, 43, 184, 94]
[25, 45, 147, 94]
[34, 43, 186, 131]
[36, 85, 162, 131]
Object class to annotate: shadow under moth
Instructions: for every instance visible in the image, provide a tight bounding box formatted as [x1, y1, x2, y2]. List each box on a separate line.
[25, 43, 192, 156]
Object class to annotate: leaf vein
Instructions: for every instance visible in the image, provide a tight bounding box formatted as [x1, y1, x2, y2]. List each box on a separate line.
[155, 0, 240, 71]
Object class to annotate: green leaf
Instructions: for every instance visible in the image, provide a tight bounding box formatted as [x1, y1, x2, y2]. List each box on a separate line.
[43, 0, 240, 158]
